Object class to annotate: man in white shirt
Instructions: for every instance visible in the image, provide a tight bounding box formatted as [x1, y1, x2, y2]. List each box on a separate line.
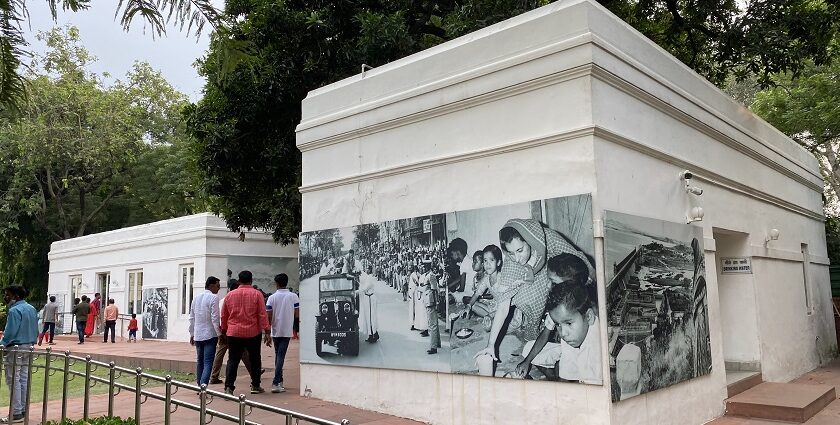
[265, 273, 299, 393]
[189, 276, 222, 387]
[359, 265, 380, 343]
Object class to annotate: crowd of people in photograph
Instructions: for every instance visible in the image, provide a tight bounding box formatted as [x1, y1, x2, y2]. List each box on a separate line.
[308, 216, 602, 383]
[312, 238, 452, 354]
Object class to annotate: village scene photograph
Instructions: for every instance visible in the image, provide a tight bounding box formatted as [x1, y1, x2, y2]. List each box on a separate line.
[604, 211, 712, 401]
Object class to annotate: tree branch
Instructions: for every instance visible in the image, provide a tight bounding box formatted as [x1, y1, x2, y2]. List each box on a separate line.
[45, 168, 71, 239]
[76, 187, 121, 237]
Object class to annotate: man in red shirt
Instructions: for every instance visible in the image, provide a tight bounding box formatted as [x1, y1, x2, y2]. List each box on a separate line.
[221, 271, 272, 394]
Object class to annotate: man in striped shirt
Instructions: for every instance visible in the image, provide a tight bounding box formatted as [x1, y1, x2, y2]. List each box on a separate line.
[221, 271, 272, 394]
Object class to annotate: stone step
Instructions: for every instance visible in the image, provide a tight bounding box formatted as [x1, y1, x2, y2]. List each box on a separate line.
[727, 371, 763, 397]
[725, 382, 836, 423]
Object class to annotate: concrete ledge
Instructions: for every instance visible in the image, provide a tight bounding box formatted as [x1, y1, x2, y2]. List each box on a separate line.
[725, 382, 836, 423]
[726, 372, 762, 398]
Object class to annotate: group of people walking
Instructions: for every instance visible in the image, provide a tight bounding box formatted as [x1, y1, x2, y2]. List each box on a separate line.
[188, 271, 299, 395]
[67, 293, 131, 344]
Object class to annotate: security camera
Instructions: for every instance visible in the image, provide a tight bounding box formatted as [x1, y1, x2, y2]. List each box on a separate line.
[680, 170, 703, 195]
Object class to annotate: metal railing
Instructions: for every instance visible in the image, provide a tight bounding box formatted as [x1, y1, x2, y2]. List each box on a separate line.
[1, 346, 349, 425]
[49, 313, 134, 340]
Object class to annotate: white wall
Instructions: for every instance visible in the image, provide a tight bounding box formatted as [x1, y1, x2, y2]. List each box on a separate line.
[295, 0, 834, 424]
[48, 213, 298, 342]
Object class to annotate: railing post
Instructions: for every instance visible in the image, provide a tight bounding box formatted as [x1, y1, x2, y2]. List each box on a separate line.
[8, 346, 18, 423]
[238, 394, 247, 425]
[42, 347, 52, 424]
[61, 351, 70, 422]
[134, 367, 143, 424]
[199, 384, 208, 425]
[83, 355, 92, 420]
[108, 361, 116, 417]
[164, 375, 172, 425]
[23, 345, 34, 425]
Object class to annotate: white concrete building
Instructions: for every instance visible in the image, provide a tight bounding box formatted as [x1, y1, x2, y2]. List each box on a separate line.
[295, 0, 836, 424]
[47, 213, 299, 342]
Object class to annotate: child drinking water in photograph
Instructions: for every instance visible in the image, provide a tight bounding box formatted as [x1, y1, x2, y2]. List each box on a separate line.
[515, 254, 601, 384]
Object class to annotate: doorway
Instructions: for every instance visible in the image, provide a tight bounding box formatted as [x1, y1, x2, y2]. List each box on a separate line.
[713, 229, 761, 381]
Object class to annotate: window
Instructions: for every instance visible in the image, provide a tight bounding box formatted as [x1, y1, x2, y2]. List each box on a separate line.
[180, 264, 195, 315]
[127, 270, 144, 314]
[70, 275, 83, 301]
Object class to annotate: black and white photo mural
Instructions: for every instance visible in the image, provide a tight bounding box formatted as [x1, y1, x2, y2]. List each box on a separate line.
[142, 288, 168, 340]
[604, 211, 712, 402]
[299, 194, 602, 385]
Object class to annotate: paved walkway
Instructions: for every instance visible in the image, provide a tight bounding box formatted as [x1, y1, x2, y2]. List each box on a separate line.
[28, 335, 422, 425]
[34, 335, 840, 424]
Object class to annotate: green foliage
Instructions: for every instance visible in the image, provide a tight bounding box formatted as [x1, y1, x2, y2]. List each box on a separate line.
[600, 0, 839, 87]
[0, 27, 205, 298]
[752, 58, 840, 209]
[0, 0, 221, 114]
[826, 216, 840, 266]
[188, 0, 840, 241]
[46, 417, 136, 425]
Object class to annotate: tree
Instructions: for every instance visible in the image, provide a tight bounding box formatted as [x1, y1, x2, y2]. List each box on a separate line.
[353, 224, 381, 256]
[0, 0, 221, 113]
[751, 59, 840, 213]
[596, 0, 839, 87]
[187, 0, 839, 242]
[0, 27, 204, 298]
[1, 28, 145, 240]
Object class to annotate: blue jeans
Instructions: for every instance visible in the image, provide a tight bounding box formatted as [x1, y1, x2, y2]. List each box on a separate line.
[195, 337, 217, 386]
[272, 337, 291, 386]
[76, 322, 86, 343]
[4, 348, 30, 416]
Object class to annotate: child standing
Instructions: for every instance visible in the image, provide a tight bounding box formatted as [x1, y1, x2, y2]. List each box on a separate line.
[127, 313, 138, 342]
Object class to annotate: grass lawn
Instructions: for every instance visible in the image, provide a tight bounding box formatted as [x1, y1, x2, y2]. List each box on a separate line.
[0, 355, 195, 407]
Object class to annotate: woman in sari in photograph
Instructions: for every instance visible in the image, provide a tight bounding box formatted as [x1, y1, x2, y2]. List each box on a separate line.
[474, 218, 595, 376]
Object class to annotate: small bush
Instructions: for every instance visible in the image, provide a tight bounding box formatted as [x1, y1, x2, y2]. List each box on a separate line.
[46, 417, 136, 425]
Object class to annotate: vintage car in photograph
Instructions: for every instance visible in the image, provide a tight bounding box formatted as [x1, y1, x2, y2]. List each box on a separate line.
[315, 274, 360, 356]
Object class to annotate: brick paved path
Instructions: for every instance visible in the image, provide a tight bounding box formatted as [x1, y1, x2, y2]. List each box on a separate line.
[22, 336, 422, 425]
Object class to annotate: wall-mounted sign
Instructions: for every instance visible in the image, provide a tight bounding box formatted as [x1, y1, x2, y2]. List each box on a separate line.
[721, 257, 752, 274]
[422, 218, 431, 233]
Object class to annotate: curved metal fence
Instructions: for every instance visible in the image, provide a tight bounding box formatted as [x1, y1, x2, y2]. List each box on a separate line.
[1, 346, 349, 425]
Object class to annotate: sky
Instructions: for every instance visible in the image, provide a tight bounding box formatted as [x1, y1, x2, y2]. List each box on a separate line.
[23, 1, 219, 101]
